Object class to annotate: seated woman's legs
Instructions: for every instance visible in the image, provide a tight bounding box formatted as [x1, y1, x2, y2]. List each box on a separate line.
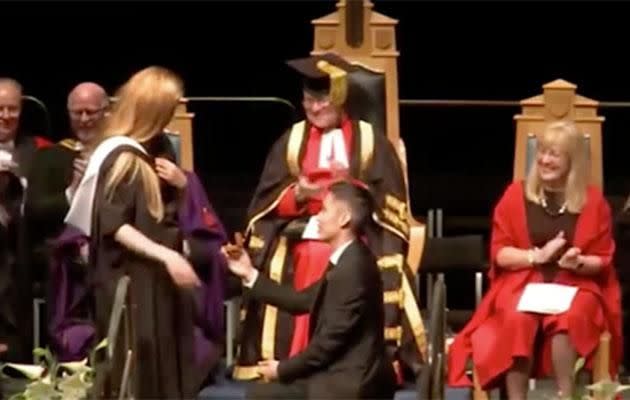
[499, 307, 539, 400]
[544, 290, 605, 398]
[551, 334, 576, 397]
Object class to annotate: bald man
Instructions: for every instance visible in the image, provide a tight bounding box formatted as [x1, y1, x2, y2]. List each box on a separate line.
[66, 82, 108, 148]
[24, 82, 109, 315]
[0, 78, 51, 179]
[0, 78, 51, 362]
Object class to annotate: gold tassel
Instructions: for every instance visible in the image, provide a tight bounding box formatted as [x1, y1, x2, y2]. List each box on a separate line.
[316, 60, 348, 106]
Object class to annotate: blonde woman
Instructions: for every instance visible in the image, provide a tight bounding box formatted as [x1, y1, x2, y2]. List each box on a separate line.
[447, 121, 621, 399]
[66, 66, 203, 399]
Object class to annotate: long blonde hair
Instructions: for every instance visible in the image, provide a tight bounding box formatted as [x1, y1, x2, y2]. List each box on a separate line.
[525, 120, 589, 213]
[100, 66, 183, 221]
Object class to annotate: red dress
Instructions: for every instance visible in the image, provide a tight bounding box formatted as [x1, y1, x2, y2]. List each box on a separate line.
[274, 115, 354, 356]
[447, 181, 622, 389]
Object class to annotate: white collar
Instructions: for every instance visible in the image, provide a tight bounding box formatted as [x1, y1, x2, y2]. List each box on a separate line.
[0, 140, 15, 151]
[64, 136, 147, 235]
[330, 239, 354, 266]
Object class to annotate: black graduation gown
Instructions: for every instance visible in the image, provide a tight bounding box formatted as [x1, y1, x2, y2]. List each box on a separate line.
[24, 140, 77, 285]
[0, 171, 31, 363]
[89, 145, 198, 399]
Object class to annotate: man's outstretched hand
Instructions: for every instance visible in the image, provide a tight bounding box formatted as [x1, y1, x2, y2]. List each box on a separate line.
[222, 233, 257, 283]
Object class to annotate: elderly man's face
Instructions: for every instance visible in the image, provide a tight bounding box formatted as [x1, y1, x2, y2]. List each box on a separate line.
[0, 85, 21, 143]
[302, 91, 342, 131]
[68, 93, 107, 144]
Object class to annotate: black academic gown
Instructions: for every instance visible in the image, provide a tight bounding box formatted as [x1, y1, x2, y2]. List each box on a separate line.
[237, 119, 425, 381]
[0, 134, 51, 363]
[24, 139, 78, 285]
[0, 171, 30, 363]
[89, 145, 198, 399]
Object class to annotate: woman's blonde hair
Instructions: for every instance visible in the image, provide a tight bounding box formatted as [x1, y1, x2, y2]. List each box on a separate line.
[525, 120, 589, 213]
[100, 66, 183, 221]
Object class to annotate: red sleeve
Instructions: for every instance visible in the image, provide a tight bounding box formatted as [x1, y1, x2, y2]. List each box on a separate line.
[489, 182, 523, 279]
[586, 188, 615, 270]
[276, 184, 304, 217]
[34, 136, 52, 148]
[582, 187, 622, 376]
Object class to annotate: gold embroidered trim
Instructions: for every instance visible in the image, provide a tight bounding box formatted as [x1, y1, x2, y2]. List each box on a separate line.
[384, 326, 402, 343]
[349, 61, 385, 74]
[316, 60, 348, 106]
[287, 121, 305, 177]
[248, 235, 265, 250]
[232, 365, 261, 380]
[377, 254, 404, 273]
[244, 121, 306, 236]
[385, 194, 406, 215]
[408, 223, 426, 275]
[383, 290, 404, 308]
[59, 138, 81, 151]
[372, 212, 409, 243]
[382, 209, 410, 235]
[359, 120, 374, 178]
[402, 273, 428, 362]
[261, 236, 288, 360]
[245, 184, 293, 237]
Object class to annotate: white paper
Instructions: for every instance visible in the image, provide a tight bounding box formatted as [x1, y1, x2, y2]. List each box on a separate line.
[517, 283, 578, 315]
[318, 129, 349, 169]
[301, 216, 321, 240]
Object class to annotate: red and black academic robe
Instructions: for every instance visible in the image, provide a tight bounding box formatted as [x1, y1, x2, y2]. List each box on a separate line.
[0, 134, 51, 362]
[234, 117, 426, 382]
[447, 181, 622, 389]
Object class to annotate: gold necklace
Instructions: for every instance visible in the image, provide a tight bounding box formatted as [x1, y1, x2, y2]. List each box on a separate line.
[539, 191, 567, 215]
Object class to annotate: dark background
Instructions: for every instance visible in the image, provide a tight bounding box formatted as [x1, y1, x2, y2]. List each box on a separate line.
[3, 0, 630, 236]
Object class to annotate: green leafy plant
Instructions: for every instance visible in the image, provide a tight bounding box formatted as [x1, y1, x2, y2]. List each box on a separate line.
[0, 339, 108, 400]
[561, 357, 630, 400]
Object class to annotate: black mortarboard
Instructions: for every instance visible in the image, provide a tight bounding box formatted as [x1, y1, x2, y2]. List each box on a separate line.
[286, 53, 355, 106]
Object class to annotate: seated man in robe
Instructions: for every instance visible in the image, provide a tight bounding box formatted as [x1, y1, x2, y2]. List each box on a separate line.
[48, 129, 228, 386]
[25, 82, 109, 289]
[235, 53, 425, 383]
[0, 78, 51, 362]
[0, 78, 51, 181]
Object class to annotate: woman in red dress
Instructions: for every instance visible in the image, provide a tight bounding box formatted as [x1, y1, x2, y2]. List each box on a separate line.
[448, 121, 622, 399]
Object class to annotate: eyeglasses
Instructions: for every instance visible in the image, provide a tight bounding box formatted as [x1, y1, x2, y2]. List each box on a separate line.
[68, 107, 107, 119]
[302, 96, 331, 108]
[0, 105, 20, 118]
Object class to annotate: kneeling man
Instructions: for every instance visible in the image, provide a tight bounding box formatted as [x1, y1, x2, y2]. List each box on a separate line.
[224, 180, 396, 399]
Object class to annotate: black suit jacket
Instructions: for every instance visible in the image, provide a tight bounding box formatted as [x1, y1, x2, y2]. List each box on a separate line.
[249, 240, 397, 399]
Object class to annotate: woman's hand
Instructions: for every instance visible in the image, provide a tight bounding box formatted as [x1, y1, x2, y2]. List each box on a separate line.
[295, 176, 322, 203]
[534, 231, 567, 264]
[558, 247, 582, 270]
[163, 250, 201, 288]
[155, 157, 187, 189]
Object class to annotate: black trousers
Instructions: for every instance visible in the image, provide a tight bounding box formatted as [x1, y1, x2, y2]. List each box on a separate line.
[246, 380, 307, 400]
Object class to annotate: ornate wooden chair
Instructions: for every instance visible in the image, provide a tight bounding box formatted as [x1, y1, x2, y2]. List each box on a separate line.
[163, 100, 195, 170]
[311, 0, 427, 273]
[472, 79, 613, 400]
[310, 2, 459, 399]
